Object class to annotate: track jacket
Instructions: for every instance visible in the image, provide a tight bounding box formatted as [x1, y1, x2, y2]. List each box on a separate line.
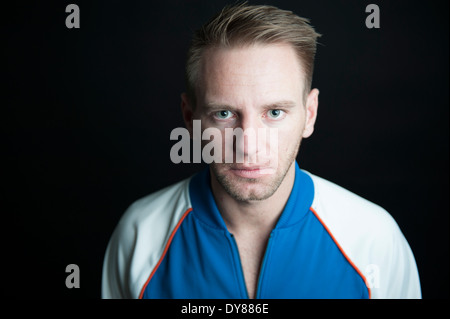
[102, 162, 421, 299]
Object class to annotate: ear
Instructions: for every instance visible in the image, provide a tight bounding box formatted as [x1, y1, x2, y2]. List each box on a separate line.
[181, 93, 194, 136]
[302, 88, 319, 138]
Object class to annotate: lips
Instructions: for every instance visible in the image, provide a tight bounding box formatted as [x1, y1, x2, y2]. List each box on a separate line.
[230, 166, 275, 178]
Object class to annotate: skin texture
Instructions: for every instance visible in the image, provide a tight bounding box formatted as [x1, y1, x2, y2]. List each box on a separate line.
[181, 43, 319, 298]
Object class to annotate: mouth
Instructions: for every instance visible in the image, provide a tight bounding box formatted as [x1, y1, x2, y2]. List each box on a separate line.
[229, 166, 275, 178]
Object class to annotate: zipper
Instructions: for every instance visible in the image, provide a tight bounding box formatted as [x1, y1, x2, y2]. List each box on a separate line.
[255, 232, 274, 299]
[228, 231, 275, 299]
[228, 233, 250, 299]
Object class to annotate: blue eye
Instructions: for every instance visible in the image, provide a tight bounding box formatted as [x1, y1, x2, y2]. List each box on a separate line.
[215, 110, 233, 119]
[267, 109, 284, 119]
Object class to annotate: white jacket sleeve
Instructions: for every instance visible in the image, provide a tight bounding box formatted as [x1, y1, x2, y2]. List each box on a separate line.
[369, 219, 421, 299]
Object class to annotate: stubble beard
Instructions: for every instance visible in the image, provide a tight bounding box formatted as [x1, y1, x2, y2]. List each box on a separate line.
[210, 137, 302, 202]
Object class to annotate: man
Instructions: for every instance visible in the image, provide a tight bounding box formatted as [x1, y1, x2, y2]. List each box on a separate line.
[102, 3, 421, 299]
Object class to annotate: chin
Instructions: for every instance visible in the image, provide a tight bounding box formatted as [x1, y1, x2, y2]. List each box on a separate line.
[211, 163, 287, 202]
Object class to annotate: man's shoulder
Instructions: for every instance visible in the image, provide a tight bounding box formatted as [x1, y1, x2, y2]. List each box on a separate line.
[303, 170, 403, 263]
[118, 176, 192, 230]
[303, 170, 421, 299]
[102, 176, 193, 298]
[305, 170, 396, 232]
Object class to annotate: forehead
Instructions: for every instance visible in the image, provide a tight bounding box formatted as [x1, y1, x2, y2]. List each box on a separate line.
[197, 43, 305, 108]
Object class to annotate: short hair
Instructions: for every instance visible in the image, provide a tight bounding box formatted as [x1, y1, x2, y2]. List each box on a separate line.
[185, 2, 321, 108]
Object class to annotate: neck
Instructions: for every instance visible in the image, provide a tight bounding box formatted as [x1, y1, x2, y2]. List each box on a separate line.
[210, 162, 296, 235]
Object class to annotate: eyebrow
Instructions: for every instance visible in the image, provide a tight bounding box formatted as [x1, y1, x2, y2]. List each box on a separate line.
[204, 100, 297, 111]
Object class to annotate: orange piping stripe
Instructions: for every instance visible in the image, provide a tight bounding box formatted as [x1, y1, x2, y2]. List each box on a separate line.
[138, 207, 193, 299]
[309, 207, 372, 299]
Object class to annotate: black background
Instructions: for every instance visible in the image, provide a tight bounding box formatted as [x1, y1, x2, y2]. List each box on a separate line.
[3, 0, 448, 299]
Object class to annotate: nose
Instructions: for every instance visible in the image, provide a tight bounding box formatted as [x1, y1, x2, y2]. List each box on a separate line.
[233, 113, 266, 164]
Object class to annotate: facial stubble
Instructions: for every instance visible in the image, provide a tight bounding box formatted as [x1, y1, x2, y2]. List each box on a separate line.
[210, 135, 302, 202]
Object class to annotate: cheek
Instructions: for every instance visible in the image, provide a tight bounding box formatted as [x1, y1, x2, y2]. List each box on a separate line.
[277, 138, 294, 155]
[278, 119, 304, 149]
[281, 112, 304, 134]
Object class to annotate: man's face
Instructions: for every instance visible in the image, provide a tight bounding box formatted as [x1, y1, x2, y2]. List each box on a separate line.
[188, 43, 317, 202]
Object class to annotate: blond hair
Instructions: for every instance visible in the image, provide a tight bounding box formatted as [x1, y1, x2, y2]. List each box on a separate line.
[185, 2, 321, 107]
